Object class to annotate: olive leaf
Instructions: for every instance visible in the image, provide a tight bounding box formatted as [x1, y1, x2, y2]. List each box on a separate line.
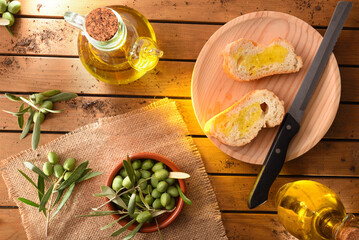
[155, 218, 163, 240]
[24, 161, 50, 182]
[93, 186, 127, 210]
[18, 103, 24, 129]
[101, 214, 129, 230]
[111, 218, 136, 237]
[123, 157, 135, 185]
[152, 208, 175, 218]
[46, 92, 78, 103]
[37, 175, 45, 201]
[123, 222, 144, 240]
[78, 211, 119, 217]
[128, 192, 137, 216]
[40, 90, 61, 97]
[138, 188, 150, 210]
[32, 112, 41, 150]
[18, 169, 38, 189]
[5, 93, 21, 101]
[40, 108, 64, 114]
[76, 171, 102, 183]
[56, 161, 88, 191]
[176, 184, 192, 205]
[53, 189, 64, 207]
[168, 172, 190, 179]
[19, 97, 41, 111]
[18, 198, 40, 208]
[51, 182, 75, 220]
[39, 184, 54, 212]
[3, 106, 31, 116]
[5, 26, 14, 37]
[20, 110, 34, 139]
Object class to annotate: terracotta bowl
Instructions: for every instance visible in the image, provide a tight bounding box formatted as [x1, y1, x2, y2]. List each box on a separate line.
[106, 152, 186, 233]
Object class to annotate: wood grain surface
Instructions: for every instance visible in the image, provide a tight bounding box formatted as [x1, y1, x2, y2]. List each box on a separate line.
[192, 11, 340, 164]
[0, 1, 358, 239]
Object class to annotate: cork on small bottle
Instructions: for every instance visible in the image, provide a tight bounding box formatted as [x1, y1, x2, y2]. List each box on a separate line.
[85, 8, 119, 41]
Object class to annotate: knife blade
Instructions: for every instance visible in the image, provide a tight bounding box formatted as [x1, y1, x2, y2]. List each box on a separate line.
[247, 1, 352, 209]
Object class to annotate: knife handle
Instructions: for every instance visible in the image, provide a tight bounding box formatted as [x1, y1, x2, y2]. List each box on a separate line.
[247, 113, 300, 209]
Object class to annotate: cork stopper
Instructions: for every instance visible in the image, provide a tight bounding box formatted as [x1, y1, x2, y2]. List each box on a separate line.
[85, 8, 119, 41]
[337, 227, 359, 240]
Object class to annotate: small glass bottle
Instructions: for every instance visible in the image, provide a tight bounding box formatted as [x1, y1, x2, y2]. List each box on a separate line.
[275, 180, 359, 240]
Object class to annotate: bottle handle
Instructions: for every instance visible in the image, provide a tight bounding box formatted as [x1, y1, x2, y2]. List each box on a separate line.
[128, 37, 163, 71]
[64, 11, 86, 31]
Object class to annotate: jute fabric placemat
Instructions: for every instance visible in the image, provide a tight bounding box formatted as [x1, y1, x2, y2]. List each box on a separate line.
[1, 98, 227, 240]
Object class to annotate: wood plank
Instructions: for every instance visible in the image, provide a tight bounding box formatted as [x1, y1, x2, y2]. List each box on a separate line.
[0, 209, 297, 240]
[195, 138, 359, 176]
[13, 0, 359, 28]
[222, 213, 296, 240]
[0, 56, 358, 101]
[0, 57, 193, 97]
[0, 97, 358, 138]
[0, 209, 27, 240]
[1, 132, 358, 177]
[2, 172, 359, 212]
[0, 19, 359, 65]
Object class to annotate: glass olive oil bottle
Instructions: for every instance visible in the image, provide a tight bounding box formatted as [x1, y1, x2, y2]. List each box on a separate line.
[276, 180, 359, 240]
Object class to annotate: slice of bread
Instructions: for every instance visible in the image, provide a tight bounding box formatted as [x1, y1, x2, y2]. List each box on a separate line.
[204, 89, 284, 147]
[222, 38, 303, 81]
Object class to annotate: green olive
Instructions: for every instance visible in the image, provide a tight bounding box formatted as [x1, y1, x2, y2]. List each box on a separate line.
[112, 175, 123, 191]
[53, 164, 64, 178]
[132, 159, 142, 170]
[165, 197, 176, 210]
[152, 199, 162, 209]
[152, 162, 164, 172]
[141, 159, 154, 170]
[30, 93, 44, 105]
[120, 168, 127, 178]
[151, 188, 161, 199]
[40, 101, 54, 113]
[167, 186, 179, 197]
[134, 170, 141, 181]
[140, 170, 151, 179]
[156, 181, 168, 193]
[2, 12, 14, 27]
[63, 158, 76, 171]
[166, 178, 175, 185]
[154, 169, 169, 181]
[151, 177, 159, 188]
[135, 194, 141, 203]
[43, 162, 53, 176]
[64, 172, 72, 181]
[47, 151, 59, 164]
[138, 178, 147, 190]
[122, 176, 133, 189]
[160, 193, 171, 207]
[136, 210, 152, 223]
[0, 0, 7, 14]
[7, 1, 21, 14]
[145, 194, 154, 205]
[33, 111, 45, 124]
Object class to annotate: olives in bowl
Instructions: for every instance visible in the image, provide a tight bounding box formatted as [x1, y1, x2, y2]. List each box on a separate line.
[105, 152, 191, 236]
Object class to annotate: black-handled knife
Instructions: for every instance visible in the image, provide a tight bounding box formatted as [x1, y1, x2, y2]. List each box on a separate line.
[247, 1, 353, 209]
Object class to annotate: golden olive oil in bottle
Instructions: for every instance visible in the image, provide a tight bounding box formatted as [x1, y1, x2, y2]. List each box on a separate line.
[275, 180, 359, 240]
[77, 6, 162, 84]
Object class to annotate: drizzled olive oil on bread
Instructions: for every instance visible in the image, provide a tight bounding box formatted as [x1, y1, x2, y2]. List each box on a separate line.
[204, 89, 284, 147]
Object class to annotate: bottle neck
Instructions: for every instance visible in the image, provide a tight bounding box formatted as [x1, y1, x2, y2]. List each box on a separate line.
[333, 214, 359, 240]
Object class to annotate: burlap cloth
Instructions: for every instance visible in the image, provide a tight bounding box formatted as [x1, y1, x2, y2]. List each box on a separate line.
[1, 98, 228, 240]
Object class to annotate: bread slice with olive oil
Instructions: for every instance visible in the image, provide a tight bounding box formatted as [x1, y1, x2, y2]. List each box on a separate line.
[204, 89, 285, 147]
[222, 38, 303, 81]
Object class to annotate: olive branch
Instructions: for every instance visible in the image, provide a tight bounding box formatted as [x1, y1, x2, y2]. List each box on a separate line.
[3, 91, 77, 150]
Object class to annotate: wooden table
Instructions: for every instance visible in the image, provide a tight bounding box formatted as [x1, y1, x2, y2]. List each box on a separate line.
[0, 1, 358, 239]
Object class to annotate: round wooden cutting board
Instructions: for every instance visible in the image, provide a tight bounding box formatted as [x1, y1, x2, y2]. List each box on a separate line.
[191, 11, 341, 165]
